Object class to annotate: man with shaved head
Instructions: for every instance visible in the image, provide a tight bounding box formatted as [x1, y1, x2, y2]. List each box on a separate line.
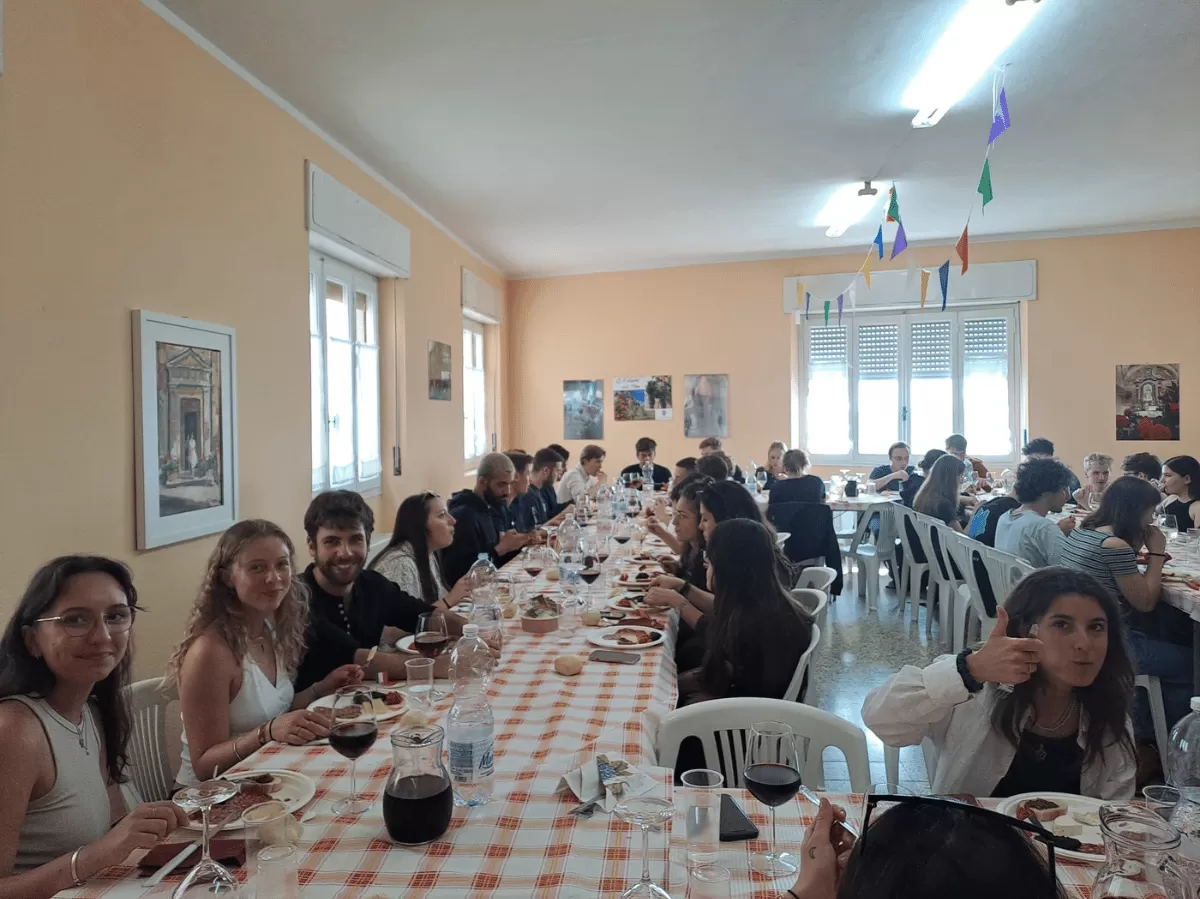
[444, 452, 531, 583]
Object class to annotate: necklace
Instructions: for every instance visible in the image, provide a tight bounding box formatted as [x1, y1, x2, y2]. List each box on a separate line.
[43, 701, 89, 755]
[1032, 695, 1077, 735]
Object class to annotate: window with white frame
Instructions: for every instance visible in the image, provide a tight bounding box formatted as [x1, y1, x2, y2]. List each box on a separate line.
[800, 305, 1020, 465]
[310, 252, 381, 494]
[463, 320, 488, 465]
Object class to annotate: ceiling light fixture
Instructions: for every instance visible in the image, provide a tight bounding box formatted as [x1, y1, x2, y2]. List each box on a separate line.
[903, 0, 1044, 129]
[816, 181, 881, 238]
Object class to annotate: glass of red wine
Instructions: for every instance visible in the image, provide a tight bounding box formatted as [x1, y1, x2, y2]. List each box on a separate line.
[743, 720, 801, 876]
[329, 687, 379, 816]
[415, 611, 450, 659]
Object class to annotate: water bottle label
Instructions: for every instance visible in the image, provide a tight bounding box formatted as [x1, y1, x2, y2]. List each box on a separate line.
[449, 737, 495, 781]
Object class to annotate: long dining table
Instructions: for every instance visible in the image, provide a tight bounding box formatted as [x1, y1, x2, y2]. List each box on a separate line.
[60, 527, 1108, 898]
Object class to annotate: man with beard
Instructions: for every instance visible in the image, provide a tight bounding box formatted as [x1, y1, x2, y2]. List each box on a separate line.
[444, 452, 531, 584]
[295, 490, 465, 690]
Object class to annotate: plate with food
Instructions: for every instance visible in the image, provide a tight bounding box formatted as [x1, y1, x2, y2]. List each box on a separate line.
[609, 593, 649, 612]
[617, 570, 655, 587]
[587, 625, 664, 649]
[308, 687, 408, 722]
[184, 769, 317, 832]
[995, 792, 1105, 861]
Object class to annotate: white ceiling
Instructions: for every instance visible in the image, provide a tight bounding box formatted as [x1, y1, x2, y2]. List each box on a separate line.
[157, 0, 1200, 278]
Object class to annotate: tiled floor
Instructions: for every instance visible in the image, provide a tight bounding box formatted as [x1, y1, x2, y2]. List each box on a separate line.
[808, 569, 944, 793]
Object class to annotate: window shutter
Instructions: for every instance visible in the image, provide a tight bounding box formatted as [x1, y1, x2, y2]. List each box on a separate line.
[964, 319, 1008, 373]
[911, 320, 952, 379]
[809, 327, 847, 369]
[858, 324, 898, 380]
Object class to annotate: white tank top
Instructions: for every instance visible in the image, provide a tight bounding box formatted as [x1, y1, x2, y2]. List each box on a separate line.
[176, 645, 294, 786]
[5, 695, 111, 871]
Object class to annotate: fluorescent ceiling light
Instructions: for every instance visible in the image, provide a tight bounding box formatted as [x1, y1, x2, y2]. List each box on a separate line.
[903, 0, 1044, 128]
[816, 182, 881, 238]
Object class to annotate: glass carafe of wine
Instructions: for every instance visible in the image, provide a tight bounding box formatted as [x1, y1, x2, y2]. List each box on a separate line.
[1092, 804, 1190, 899]
[384, 726, 454, 846]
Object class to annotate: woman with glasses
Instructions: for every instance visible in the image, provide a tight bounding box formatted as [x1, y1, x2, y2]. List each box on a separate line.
[863, 567, 1135, 799]
[169, 519, 361, 786]
[0, 556, 187, 898]
[370, 492, 471, 611]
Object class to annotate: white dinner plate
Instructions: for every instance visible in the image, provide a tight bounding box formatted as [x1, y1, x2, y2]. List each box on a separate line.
[994, 791, 1105, 861]
[307, 687, 408, 722]
[187, 769, 317, 832]
[587, 625, 665, 650]
[393, 635, 421, 654]
[607, 593, 650, 612]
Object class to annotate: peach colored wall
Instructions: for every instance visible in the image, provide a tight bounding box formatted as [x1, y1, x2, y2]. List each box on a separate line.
[0, 0, 503, 675]
[506, 229, 1200, 479]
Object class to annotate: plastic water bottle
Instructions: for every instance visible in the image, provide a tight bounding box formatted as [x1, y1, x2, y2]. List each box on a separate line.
[557, 511, 582, 554]
[466, 553, 497, 597]
[447, 624, 495, 807]
[1167, 697, 1200, 875]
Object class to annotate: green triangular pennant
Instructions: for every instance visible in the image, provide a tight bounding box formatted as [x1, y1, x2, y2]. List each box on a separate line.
[977, 159, 994, 209]
[886, 186, 901, 225]
[823, 300, 830, 326]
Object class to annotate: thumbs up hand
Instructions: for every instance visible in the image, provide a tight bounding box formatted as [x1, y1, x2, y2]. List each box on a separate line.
[966, 607, 1044, 686]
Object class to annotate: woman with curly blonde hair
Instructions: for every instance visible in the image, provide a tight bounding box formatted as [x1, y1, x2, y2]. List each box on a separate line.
[169, 520, 360, 785]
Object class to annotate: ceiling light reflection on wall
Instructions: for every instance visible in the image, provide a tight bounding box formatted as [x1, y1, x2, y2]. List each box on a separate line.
[816, 181, 881, 238]
[903, 0, 1044, 129]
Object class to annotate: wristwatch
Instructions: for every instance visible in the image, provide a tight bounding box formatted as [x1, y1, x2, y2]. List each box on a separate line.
[956, 649, 984, 693]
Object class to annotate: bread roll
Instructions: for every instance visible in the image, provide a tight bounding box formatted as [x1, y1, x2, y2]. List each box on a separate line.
[554, 655, 585, 676]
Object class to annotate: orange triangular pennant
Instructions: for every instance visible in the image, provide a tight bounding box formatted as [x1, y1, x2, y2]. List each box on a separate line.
[956, 225, 970, 275]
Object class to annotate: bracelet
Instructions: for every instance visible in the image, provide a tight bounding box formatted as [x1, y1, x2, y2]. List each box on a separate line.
[267, 717, 277, 742]
[70, 847, 85, 886]
[231, 734, 244, 762]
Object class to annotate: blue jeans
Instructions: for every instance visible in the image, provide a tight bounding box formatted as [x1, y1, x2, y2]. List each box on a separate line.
[1127, 627, 1194, 743]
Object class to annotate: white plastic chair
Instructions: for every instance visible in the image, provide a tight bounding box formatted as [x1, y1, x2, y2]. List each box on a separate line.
[791, 586, 828, 635]
[928, 522, 970, 649]
[656, 696, 870, 791]
[943, 531, 996, 650]
[893, 506, 929, 623]
[1135, 674, 1171, 764]
[795, 566, 836, 595]
[125, 677, 179, 802]
[883, 738, 940, 791]
[782, 623, 821, 703]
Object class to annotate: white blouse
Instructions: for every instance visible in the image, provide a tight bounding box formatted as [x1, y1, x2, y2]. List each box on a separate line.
[374, 543, 445, 605]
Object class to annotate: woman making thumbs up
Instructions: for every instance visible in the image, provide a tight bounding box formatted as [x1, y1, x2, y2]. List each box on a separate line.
[862, 568, 1135, 799]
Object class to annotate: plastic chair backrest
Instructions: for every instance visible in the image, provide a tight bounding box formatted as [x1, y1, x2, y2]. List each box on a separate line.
[125, 677, 178, 802]
[783, 623, 821, 703]
[789, 587, 827, 619]
[656, 696, 870, 791]
[794, 566, 836, 593]
[895, 505, 926, 564]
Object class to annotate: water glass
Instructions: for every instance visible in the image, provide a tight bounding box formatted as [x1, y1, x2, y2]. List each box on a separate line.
[1158, 515, 1180, 542]
[241, 800, 298, 887]
[405, 657, 435, 708]
[680, 769, 723, 866]
[687, 864, 732, 899]
[254, 844, 299, 899]
[1143, 785, 1183, 821]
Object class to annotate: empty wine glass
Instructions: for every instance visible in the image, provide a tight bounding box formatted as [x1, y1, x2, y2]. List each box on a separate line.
[744, 721, 801, 876]
[329, 687, 379, 816]
[171, 779, 240, 897]
[1158, 514, 1179, 542]
[614, 797, 675, 899]
[755, 469, 769, 494]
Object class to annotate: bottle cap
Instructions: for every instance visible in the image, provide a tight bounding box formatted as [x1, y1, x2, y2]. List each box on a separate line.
[477, 553, 488, 561]
[1191, 697, 1200, 712]
[462, 624, 480, 636]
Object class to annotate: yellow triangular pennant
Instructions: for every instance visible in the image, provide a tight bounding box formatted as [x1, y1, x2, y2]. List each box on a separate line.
[920, 269, 931, 309]
[861, 253, 873, 290]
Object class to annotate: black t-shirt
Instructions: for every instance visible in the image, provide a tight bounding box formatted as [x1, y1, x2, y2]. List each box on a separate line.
[993, 731, 1083, 798]
[620, 463, 672, 487]
[294, 564, 427, 691]
[768, 474, 826, 505]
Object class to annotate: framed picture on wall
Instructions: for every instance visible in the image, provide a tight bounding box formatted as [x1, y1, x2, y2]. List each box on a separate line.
[132, 310, 238, 550]
[1116, 364, 1180, 441]
[613, 376, 673, 421]
[563, 379, 604, 440]
[428, 340, 452, 400]
[683, 374, 729, 438]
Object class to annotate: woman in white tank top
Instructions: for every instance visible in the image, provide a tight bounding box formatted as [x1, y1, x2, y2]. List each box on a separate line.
[0, 556, 187, 898]
[170, 520, 363, 785]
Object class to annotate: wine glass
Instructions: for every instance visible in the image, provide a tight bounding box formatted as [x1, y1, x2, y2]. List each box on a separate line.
[1157, 514, 1180, 543]
[414, 611, 450, 660]
[755, 469, 769, 494]
[743, 720, 801, 876]
[614, 797, 675, 899]
[579, 536, 601, 603]
[329, 687, 379, 815]
[171, 779, 240, 897]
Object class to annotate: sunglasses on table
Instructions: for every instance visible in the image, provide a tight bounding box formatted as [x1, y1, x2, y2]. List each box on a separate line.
[34, 606, 138, 637]
[859, 793, 1081, 893]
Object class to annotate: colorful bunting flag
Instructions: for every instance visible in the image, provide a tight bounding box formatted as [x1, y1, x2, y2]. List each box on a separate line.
[796, 281, 804, 316]
[861, 253, 873, 289]
[920, 269, 931, 309]
[938, 261, 950, 310]
[987, 87, 1012, 145]
[836, 294, 844, 324]
[956, 225, 970, 275]
[977, 159, 994, 209]
[823, 300, 830, 326]
[886, 186, 901, 225]
[890, 222, 908, 259]
[873, 225, 885, 260]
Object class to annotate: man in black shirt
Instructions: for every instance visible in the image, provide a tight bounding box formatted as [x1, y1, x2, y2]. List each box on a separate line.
[500, 450, 532, 533]
[295, 490, 464, 691]
[444, 452, 531, 584]
[516, 447, 562, 532]
[620, 437, 672, 488]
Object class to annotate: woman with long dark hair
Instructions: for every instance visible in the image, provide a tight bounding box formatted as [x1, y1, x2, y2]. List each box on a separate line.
[169, 520, 360, 786]
[1161, 455, 1200, 530]
[913, 452, 973, 530]
[1061, 475, 1192, 752]
[0, 556, 187, 897]
[864, 567, 1135, 798]
[370, 492, 470, 610]
[678, 519, 813, 704]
